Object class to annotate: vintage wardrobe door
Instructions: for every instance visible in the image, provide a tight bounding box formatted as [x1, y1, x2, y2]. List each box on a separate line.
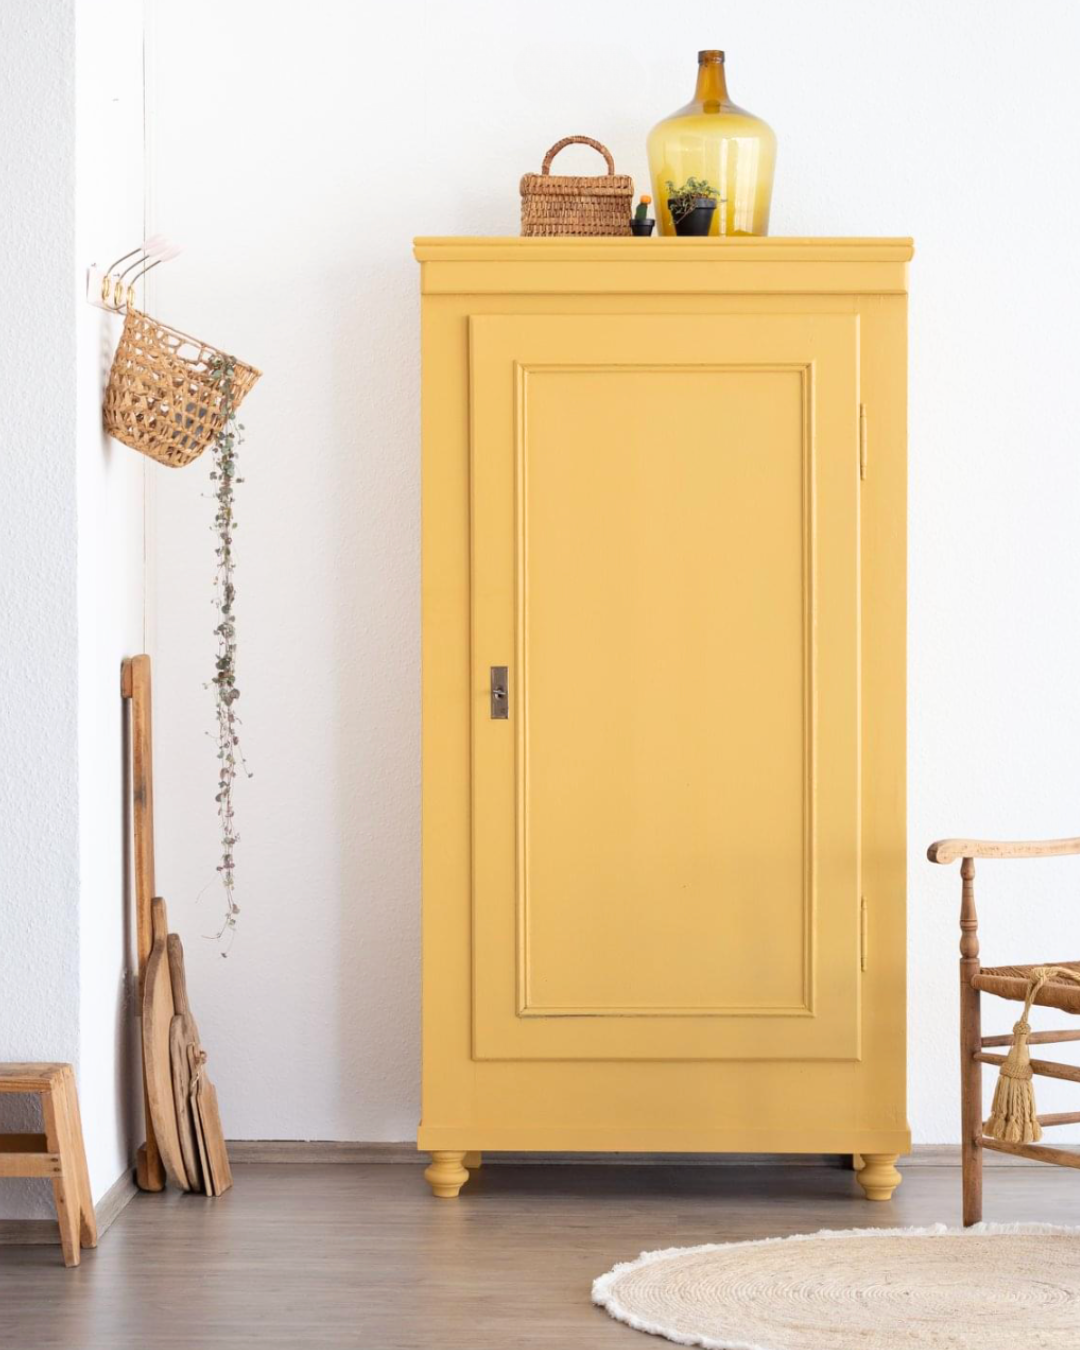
[470, 312, 861, 1063]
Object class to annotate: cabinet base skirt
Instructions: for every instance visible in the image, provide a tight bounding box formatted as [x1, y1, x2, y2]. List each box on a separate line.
[417, 1126, 912, 1155]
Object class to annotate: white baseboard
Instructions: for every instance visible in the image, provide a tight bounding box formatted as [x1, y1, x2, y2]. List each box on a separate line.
[228, 1140, 429, 1164]
[225, 1140, 1080, 1168]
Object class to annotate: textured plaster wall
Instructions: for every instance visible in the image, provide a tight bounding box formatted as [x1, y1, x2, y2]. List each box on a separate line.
[0, 0, 81, 1217]
[146, 0, 1080, 1146]
[0, 0, 145, 1217]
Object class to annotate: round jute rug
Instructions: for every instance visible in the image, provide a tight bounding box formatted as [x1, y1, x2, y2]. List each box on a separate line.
[592, 1224, 1080, 1350]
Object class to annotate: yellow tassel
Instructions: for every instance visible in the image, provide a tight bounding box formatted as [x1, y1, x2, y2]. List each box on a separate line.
[985, 1018, 1041, 1144]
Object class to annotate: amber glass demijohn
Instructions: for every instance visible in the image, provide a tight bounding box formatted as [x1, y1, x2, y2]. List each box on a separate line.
[647, 50, 777, 237]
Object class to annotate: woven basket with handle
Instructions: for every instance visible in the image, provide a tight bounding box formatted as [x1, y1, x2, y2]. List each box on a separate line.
[104, 308, 261, 469]
[520, 136, 632, 237]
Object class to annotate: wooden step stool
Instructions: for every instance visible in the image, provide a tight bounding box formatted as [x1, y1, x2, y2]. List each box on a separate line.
[0, 1064, 97, 1266]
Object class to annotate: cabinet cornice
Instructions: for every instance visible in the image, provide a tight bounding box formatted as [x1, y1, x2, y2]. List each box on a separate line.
[414, 237, 913, 296]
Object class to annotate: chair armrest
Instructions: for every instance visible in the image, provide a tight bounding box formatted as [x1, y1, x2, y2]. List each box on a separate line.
[928, 837, 1080, 865]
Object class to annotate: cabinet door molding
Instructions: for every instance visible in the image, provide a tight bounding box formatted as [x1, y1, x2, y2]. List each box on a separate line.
[470, 313, 861, 1062]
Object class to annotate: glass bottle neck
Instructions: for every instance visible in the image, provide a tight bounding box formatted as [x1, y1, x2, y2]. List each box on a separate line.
[694, 59, 730, 106]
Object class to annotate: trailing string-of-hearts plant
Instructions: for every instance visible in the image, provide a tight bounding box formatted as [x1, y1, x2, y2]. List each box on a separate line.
[207, 356, 252, 953]
[101, 284, 261, 951]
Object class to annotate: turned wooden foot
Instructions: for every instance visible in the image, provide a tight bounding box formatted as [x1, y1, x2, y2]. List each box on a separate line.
[856, 1152, 902, 1201]
[463, 1151, 482, 1170]
[424, 1151, 469, 1198]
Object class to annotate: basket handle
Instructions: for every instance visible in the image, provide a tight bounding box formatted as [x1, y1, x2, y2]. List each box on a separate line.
[540, 136, 616, 177]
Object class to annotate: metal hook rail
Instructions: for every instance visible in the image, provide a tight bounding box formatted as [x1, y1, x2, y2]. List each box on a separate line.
[86, 235, 183, 312]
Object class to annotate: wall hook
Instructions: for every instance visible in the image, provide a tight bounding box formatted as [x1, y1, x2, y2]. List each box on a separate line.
[87, 235, 183, 312]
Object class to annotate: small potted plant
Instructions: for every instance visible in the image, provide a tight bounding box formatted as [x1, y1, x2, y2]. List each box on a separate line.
[665, 177, 720, 236]
[631, 195, 655, 236]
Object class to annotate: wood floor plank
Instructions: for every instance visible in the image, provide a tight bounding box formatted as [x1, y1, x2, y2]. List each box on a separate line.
[1, 1161, 1079, 1347]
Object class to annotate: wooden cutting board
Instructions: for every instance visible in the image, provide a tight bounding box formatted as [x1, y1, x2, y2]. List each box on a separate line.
[167, 934, 203, 1194]
[195, 1075, 233, 1197]
[188, 1044, 212, 1195]
[141, 897, 190, 1192]
[166, 929, 232, 1197]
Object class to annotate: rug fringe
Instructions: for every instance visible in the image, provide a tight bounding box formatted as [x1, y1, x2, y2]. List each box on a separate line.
[592, 1222, 1080, 1350]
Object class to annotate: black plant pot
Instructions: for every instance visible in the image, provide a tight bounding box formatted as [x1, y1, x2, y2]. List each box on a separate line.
[630, 218, 655, 237]
[671, 199, 717, 237]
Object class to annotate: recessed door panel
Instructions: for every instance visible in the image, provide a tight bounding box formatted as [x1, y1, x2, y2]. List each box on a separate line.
[470, 314, 860, 1060]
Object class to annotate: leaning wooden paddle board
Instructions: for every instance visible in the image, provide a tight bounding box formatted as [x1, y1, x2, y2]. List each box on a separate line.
[142, 897, 190, 1192]
[167, 934, 203, 1193]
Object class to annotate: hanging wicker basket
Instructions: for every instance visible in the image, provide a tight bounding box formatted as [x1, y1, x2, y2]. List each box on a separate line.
[520, 136, 633, 237]
[103, 308, 261, 469]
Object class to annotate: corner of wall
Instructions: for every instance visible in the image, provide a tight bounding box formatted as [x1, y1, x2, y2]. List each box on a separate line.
[74, 0, 147, 1206]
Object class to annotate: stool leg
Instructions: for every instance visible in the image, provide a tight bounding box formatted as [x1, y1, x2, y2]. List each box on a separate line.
[62, 1067, 97, 1247]
[42, 1080, 80, 1267]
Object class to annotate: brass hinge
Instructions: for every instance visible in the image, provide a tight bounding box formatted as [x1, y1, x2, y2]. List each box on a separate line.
[859, 896, 868, 971]
[859, 404, 868, 481]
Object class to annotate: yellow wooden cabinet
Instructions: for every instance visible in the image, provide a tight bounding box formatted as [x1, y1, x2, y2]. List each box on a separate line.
[415, 237, 912, 1201]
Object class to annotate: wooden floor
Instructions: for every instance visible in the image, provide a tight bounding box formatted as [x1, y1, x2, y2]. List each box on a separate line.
[3, 1160, 1080, 1348]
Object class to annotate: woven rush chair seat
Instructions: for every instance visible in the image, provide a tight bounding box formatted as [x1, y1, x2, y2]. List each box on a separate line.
[973, 961, 1080, 1013]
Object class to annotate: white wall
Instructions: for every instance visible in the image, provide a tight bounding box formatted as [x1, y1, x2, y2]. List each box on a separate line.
[75, 0, 146, 1206]
[146, 0, 1080, 1146]
[0, 0, 145, 1217]
[0, 0, 81, 1216]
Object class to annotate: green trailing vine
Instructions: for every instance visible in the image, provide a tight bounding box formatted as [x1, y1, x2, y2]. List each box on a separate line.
[207, 356, 250, 953]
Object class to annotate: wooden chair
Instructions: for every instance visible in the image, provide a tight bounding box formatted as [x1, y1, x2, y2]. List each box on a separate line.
[0, 1064, 97, 1265]
[928, 836, 1080, 1225]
